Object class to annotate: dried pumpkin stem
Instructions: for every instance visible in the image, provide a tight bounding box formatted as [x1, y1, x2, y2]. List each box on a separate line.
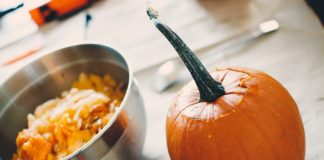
[147, 7, 225, 102]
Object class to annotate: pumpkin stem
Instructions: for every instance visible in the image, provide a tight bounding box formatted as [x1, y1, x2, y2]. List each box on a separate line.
[147, 7, 225, 102]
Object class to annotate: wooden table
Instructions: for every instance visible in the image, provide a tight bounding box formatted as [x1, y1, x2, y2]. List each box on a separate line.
[0, 0, 323, 159]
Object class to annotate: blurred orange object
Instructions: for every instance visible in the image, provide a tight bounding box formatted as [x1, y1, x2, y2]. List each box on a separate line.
[1, 46, 42, 67]
[29, 0, 91, 26]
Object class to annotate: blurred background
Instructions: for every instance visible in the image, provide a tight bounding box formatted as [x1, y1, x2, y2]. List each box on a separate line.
[0, 0, 323, 159]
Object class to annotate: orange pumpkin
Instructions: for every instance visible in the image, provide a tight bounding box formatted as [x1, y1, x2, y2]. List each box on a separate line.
[166, 67, 305, 160]
[147, 8, 305, 160]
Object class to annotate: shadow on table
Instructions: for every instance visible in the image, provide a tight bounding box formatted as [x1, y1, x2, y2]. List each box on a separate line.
[198, 0, 255, 28]
[141, 155, 167, 160]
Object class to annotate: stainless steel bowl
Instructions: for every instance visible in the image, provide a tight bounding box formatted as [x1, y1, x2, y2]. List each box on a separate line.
[0, 42, 146, 160]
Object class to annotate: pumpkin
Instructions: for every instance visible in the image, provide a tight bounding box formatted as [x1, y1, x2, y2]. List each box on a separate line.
[147, 7, 305, 160]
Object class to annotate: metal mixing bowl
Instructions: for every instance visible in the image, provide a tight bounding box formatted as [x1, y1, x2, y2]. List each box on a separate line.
[0, 42, 146, 160]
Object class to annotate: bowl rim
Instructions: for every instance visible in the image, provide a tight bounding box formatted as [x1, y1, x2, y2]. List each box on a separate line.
[1, 41, 136, 159]
[65, 41, 136, 159]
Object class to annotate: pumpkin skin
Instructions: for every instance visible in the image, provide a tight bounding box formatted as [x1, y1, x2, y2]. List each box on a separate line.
[166, 67, 305, 160]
